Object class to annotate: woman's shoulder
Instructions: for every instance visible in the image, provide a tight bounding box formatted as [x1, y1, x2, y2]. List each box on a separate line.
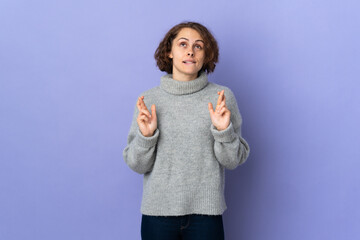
[134, 86, 162, 109]
[137, 86, 161, 99]
[207, 82, 236, 101]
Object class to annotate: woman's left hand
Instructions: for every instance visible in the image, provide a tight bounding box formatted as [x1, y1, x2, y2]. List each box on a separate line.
[208, 90, 231, 131]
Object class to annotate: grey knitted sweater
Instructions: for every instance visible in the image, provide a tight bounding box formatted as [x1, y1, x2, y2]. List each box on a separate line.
[123, 70, 250, 216]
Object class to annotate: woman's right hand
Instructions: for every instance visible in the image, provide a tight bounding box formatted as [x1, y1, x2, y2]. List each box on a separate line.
[136, 96, 157, 137]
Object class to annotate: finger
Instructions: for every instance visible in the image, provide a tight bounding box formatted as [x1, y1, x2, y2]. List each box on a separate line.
[137, 96, 145, 112]
[216, 91, 222, 106]
[216, 101, 226, 112]
[216, 90, 224, 106]
[216, 102, 225, 113]
[219, 106, 227, 115]
[208, 102, 214, 114]
[151, 104, 157, 120]
[221, 90, 225, 102]
[140, 109, 151, 118]
[139, 96, 148, 110]
[137, 97, 142, 112]
[139, 115, 148, 122]
[139, 96, 146, 110]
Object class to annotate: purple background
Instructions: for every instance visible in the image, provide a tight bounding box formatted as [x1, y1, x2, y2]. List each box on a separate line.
[1, 0, 359, 239]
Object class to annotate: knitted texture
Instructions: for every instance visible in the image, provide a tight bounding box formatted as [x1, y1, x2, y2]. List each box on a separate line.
[123, 70, 250, 216]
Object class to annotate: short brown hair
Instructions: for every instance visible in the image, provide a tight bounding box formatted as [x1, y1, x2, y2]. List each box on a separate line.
[154, 21, 219, 74]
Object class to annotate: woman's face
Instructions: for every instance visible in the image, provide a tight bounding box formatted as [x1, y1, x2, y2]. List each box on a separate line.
[168, 27, 205, 81]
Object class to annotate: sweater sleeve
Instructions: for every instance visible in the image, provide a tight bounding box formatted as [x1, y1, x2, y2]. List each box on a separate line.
[122, 98, 159, 174]
[210, 88, 250, 170]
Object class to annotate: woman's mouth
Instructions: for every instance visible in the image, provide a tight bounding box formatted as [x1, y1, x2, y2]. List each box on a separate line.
[183, 61, 196, 65]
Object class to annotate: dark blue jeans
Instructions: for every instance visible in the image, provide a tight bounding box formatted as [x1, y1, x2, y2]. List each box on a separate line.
[141, 214, 225, 240]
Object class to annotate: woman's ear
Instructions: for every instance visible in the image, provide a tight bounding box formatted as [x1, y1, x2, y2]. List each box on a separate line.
[168, 52, 173, 59]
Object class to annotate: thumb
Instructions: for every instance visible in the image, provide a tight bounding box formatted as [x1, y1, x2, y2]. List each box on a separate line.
[208, 102, 214, 115]
[151, 104, 157, 119]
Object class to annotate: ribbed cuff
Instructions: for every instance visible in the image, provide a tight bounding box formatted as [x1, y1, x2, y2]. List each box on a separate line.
[135, 128, 159, 148]
[210, 121, 236, 143]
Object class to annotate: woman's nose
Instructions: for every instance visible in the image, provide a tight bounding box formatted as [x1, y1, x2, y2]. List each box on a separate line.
[188, 52, 194, 56]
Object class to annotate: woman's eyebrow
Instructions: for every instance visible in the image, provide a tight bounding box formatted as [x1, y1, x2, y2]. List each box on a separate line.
[178, 37, 204, 43]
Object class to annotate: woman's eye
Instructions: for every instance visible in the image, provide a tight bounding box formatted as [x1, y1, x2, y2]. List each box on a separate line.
[179, 42, 202, 49]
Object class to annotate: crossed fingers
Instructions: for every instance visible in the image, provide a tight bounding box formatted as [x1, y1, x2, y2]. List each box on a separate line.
[215, 90, 227, 114]
[137, 96, 151, 119]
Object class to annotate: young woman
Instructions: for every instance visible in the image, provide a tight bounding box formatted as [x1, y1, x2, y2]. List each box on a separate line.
[123, 21, 250, 240]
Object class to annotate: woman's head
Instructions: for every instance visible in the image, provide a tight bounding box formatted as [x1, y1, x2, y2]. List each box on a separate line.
[154, 21, 219, 79]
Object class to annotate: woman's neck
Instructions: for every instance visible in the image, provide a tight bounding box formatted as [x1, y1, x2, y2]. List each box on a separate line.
[160, 70, 208, 95]
[172, 71, 200, 82]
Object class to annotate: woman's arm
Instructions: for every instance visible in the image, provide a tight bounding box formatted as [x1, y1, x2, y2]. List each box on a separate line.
[210, 121, 250, 170]
[210, 88, 250, 170]
[123, 100, 159, 174]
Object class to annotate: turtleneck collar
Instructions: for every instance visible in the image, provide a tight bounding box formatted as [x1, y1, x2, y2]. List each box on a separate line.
[160, 70, 208, 95]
